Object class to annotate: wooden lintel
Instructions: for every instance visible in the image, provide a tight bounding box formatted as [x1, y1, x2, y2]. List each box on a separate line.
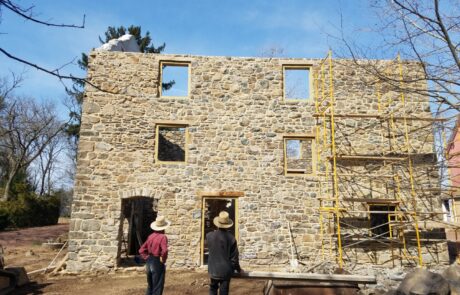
[197, 191, 244, 197]
[153, 120, 192, 125]
[233, 271, 376, 284]
[283, 133, 316, 138]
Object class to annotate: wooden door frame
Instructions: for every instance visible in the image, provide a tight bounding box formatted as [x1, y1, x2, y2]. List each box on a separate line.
[198, 191, 243, 266]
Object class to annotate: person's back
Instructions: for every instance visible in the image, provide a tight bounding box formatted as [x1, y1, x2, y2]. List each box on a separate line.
[206, 229, 239, 279]
[206, 211, 242, 295]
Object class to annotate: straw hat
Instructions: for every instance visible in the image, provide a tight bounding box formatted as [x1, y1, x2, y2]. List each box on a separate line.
[213, 211, 233, 229]
[150, 215, 171, 231]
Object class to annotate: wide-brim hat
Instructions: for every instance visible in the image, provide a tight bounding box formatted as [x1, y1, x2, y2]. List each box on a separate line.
[213, 211, 233, 229]
[151, 215, 171, 231]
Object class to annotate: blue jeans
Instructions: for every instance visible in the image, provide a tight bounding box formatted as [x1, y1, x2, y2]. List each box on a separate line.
[145, 256, 165, 295]
[209, 278, 230, 295]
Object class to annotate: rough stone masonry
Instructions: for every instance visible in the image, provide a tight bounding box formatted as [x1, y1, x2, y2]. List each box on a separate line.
[67, 51, 448, 272]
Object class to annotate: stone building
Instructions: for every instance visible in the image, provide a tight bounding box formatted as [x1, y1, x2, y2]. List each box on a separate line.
[67, 51, 449, 272]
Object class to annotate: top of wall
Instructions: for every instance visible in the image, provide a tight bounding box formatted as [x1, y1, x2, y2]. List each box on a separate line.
[88, 50, 421, 64]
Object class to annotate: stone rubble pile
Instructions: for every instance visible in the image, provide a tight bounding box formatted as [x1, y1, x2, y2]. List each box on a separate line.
[355, 263, 460, 295]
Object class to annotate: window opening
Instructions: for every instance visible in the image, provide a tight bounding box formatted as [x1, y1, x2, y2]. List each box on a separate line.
[202, 197, 237, 265]
[369, 205, 396, 238]
[161, 62, 189, 97]
[283, 66, 311, 100]
[284, 137, 314, 175]
[156, 125, 187, 162]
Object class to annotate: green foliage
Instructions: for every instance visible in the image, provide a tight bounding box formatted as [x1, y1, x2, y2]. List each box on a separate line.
[0, 208, 10, 231]
[0, 193, 60, 230]
[10, 167, 35, 198]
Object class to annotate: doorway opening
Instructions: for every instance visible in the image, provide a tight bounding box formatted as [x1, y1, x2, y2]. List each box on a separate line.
[118, 197, 157, 265]
[201, 197, 238, 265]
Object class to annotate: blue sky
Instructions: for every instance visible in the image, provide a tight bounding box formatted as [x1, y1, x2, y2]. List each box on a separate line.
[0, 0, 378, 116]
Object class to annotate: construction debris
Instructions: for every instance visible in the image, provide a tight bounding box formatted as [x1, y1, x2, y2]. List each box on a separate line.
[96, 34, 140, 52]
[396, 268, 449, 295]
[442, 264, 460, 295]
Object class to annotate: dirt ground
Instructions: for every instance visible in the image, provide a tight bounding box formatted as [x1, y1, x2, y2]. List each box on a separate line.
[0, 222, 265, 294]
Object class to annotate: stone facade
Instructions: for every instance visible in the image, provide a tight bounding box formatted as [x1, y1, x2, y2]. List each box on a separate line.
[68, 52, 448, 272]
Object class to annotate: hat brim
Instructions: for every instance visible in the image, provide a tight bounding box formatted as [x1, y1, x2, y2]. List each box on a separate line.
[150, 220, 171, 231]
[213, 216, 233, 229]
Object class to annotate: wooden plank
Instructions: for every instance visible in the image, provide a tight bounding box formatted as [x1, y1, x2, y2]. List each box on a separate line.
[313, 113, 447, 122]
[342, 198, 400, 204]
[344, 210, 446, 215]
[197, 191, 244, 197]
[269, 280, 360, 287]
[233, 271, 376, 284]
[331, 155, 406, 161]
[317, 172, 395, 178]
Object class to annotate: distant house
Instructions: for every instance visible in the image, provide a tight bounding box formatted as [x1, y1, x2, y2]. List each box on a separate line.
[446, 116, 460, 222]
[446, 115, 460, 261]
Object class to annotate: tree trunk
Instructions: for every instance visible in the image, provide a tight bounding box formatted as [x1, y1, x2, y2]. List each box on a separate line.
[2, 173, 14, 201]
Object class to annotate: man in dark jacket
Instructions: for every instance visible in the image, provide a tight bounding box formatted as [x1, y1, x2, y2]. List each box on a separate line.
[206, 211, 242, 295]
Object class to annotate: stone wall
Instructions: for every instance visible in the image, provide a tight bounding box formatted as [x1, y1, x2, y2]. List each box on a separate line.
[68, 52, 447, 272]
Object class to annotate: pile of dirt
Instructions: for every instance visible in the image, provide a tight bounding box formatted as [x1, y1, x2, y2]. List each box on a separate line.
[15, 269, 265, 295]
[0, 223, 265, 294]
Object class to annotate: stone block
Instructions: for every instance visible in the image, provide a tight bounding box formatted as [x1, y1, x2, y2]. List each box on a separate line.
[81, 220, 101, 232]
[396, 268, 449, 295]
[443, 264, 460, 295]
[4, 267, 29, 286]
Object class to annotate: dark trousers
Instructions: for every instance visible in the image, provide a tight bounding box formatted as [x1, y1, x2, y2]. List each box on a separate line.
[209, 278, 230, 295]
[145, 256, 165, 295]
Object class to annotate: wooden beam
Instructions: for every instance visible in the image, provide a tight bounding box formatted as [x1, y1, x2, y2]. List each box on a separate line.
[197, 191, 244, 197]
[313, 113, 447, 122]
[233, 271, 377, 284]
[331, 155, 406, 161]
[342, 198, 400, 204]
[317, 172, 395, 178]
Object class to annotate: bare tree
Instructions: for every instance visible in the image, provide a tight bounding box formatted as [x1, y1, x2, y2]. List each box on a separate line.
[0, 97, 64, 201]
[30, 133, 66, 196]
[0, 74, 22, 183]
[337, 0, 460, 114]
[258, 46, 285, 58]
[0, 73, 22, 109]
[0, 1, 89, 87]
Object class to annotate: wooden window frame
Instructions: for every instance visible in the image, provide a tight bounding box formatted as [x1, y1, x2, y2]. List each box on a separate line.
[159, 61, 191, 98]
[282, 65, 313, 101]
[154, 124, 189, 164]
[283, 135, 316, 176]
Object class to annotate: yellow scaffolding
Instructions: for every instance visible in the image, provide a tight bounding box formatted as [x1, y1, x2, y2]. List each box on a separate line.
[314, 52, 456, 267]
